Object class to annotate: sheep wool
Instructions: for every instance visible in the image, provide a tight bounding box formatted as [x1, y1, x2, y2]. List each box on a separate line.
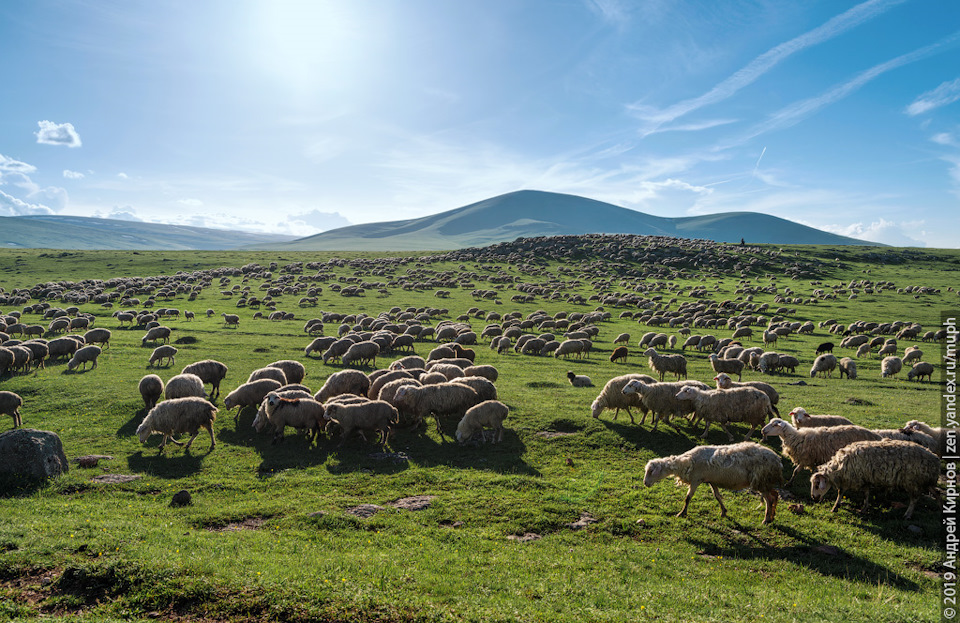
[0, 391, 23, 428]
[138, 374, 164, 410]
[621, 379, 708, 430]
[712, 373, 781, 416]
[181, 360, 229, 399]
[760, 418, 882, 485]
[644, 348, 687, 381]
[567, 371, 593, 387]
[315, 369, 371, 403]
[455, 400, 509, 444]
[788, 407, 853, 428]
[67, 345, 101, 371]
[591, 374, 657, 423]
[164, 373, 208, 400]
[262, 392, 327, 444]
[323, 399, 398, 446]
[675, 385, 775, 441]
[136, 396, 217, 452]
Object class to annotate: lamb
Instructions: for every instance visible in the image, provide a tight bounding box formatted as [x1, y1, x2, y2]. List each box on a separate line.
[181, 360, 228, 399]
[140, 326, 172, 346]
[903, 420, 949, 457]
[643, 442, 782, 524]
[342, 340, 380, 368]
[880, 356, 903, 378]
[675, 385, 776, 441]
[590, 374, 656, 423]
[136, 396, 217, 452]
[776, 355, 799, 374]
[247, 366, 288, 385]
[138, 374, 164, 410]
[713, 373, 780, 415]
[164, 373, 208, 400]
[268, 360, 306, 385]
[622, 379, 707, 430]
[815, 341, 834, 355]
[223, 378, 283, 419]
[393, 383, 481, 436]
[323, 399, 398, 446]
[82, 328, 112, 349]
[838, 357, 857, 380]
[907, 361, 935, 382]
[707, 354, 744, 381]
[462, 364, 499, 382]
[261, 392, 327, 444]
[455, 400, 508, 444]
[809, 353, 838, 378]
[760, 418, 882, 486]
[148, 345, 178, 367]
[644, 348, 687, 381]
[567, 371, 593, 387]
[67, 345, 102, 371]
[0, 391, 23, 428]
[810, 439, 940, 519]
[314, 369, 371, 402]
[609, 346, 629, 364]
[789, 407, 853, 428]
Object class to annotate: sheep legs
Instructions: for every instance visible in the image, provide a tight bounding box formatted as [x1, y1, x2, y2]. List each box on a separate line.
[784, 465, 805, 487]
[761, 489, 778, 524]
[677, 483, 728, 518]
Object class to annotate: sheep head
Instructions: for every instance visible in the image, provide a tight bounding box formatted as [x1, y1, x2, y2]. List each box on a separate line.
[643, 459, 670, 487]
[761, 418, 790, 437]
[713, 372, 731, 388]
[674, 385, 697, 400]
[136, 420, 152, 444]
[810, 473, 831, 501]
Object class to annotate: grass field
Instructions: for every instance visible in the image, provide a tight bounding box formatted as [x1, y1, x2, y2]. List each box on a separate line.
[0, 239, 955, 622]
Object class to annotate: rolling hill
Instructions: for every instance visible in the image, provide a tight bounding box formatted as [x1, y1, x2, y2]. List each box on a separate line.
[0, 215, 296, 250]
[260, 190, 877, 250]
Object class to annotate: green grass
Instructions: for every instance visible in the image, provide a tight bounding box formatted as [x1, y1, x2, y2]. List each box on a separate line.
[0, 241, 954, 622]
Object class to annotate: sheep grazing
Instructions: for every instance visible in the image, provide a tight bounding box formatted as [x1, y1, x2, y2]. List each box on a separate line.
[393, 383, 481, 437]
[455, 400, 508, 444]
[815, 342, 834, 355]
[164, 373, 208, 400]
[880, 356, 903, 378]
[902, 346, 923, 365]
[760, 418, 882, 486]
[809, 353, 838, 378]
[644, 348, 687, 381]
[342, 340, 381, 368]
[137, 396, 217, 452]
[675, 385, 775, 441]
[67, 345, 102, 372]
[390, 355, 427, 371]
[268, 360, 306, 385]
[451, 376, 498, 402]
[140, 326, 171, 346]
[0, 391, 23, 428]
[315, 369, 371, 403]
[643, 442, 782, 524]
[788, 407, 853, 428]
[368, 370, 415, 400]
[261, 392, 327, 444]
[757, 351, 780, 375]
[321, 338, 354, 364]
[251, 388, 313, 434]
[223, 379, 283, 419]
[181, 360, 228, 400]
[609, 346, 629, 364]
[707, 354, 744, 381]
[138, 374, 164, 410]
[148, 345, 178, 368]
[248, 366, 288, 385]
[903, 420, 948, 457]
[462, 364, 499, 383]
[622, 379, 707, 430]
[305, 336, 336, 357]
[838, 357, 857, 380]
[82, 328, 112, 349]
[590, 374, 655, 423]
[811, 439, 940, 519]
[907, 361, 935, 382]
[613, 333, 630, 345]
[323, 399, 398, 446]
[712, 372, 781, 416]
[567, 371, 593, 387]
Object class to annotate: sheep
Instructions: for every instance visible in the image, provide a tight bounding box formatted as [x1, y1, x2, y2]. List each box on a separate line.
[424, 363, 465, 381]
[368, 370, 414, 400]
[0, 346, 13, 376]
[838, 357, 857, 380]
[140, 326, 171, 346]
[393, 383, 481, 437]
[223, 378, 283, 419]
[138, 374, 164, 410]
[221, 313, 240, 327]
[315, 369, 371, 402]
[567, 371, 593, 387]
[644, 348, 687, 381]
[713, 372, 780, 415]
[903, 420, 949, 457]
[181, 360, 228, 400]
[609, 346, 629, 364]
[46, 337, 80, 362]
[305, 336, 337, 357]
[855, 343, 871, 358]
[268, 360, 306, 385]
[553, 339, 585, 359]
[643, 442, 782, 524]
[872, 428, 939, 455]
[136, 396, 217, 452]
[815, 342, 834, 355]
[902, 346, 923, 365]
[707, 354, 744, 381]
[675, 385, 775, 441]
[907, 361, 935, 382]
[21, 341, 49, 370]
[391, 355, 427, 371]
[323, 399, 398, 446]
[810, 439, 940, 519]
[757, 351, 780, 375]
[164, 373, 208, 400]
[451, 376, 498, 402]
[622, 379, 707, 430]
[82, 328, 112, 349]
[760, 418, 882, 486]
[613, 333, 630, 345]
[376, 377, 423, 427]
[342, 340, 381, 368]
[67, 345, 102, 371]
[148, 345, 178, 368]
[321, 338, 354, 364]
[776, 355, 799, 374]
[9, 345, 32, 374]
[251, 388, 314, 434]
[809, 353, 838, 378]
[248, 366, 288, 385]
[788, 407, 853, 428]
[455, 400, 508, 444]
[590, 374, 656, 423]
[462, 364, 499, 382]
[419, 371, 448, 385]
[880, 356, 903, 378]
[0, 391, 23, 428]
[261, 392, 327, 444]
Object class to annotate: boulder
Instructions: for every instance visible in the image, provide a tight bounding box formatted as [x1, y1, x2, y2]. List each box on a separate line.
[0, 428, 69, 482]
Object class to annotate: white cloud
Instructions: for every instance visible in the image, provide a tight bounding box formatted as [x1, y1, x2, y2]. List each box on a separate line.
[0, 189, 55, 216]
[100, 206, 143, 222]
[177, 198, 204, 207]
[27, 186, 68, 212]
[820, 218, 927, 247]
[117, 172, 129, 179]
[288, 209, 352, 232]
[906, 77, 960, 116]
[0, 153, 38, 174]
[35, 120, 82, 147]
[63, 170, 85, 179]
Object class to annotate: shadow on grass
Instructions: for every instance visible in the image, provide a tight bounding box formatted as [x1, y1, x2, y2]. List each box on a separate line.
[116, 408, 146, 438]
[686, 522, 921, 590]
[126, 447, 211, 478]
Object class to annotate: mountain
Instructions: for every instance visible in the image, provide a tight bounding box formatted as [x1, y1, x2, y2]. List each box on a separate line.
[260, 190, 878, 250]
[0, 215, 296, 250]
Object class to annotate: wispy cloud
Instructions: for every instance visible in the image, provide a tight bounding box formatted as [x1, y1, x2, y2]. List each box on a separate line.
[628, 0, 908, 133]
[647, 118, 738, 135]
[820, 218, 927, 246]
[584, 0, 632, 27]
[35, 120, 82, 147]
[0, 153, 37, 174]
[906, 77, 960, 116]
[0, 189, 55, 216]
[63, 169, 85, 179]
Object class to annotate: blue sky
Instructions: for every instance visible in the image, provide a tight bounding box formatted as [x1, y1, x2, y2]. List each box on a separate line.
[1, 0, 958, 247]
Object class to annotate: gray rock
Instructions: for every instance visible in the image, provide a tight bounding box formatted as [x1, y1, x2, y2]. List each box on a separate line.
[170, 489, 192, 507]
[0, 428, 69, 482]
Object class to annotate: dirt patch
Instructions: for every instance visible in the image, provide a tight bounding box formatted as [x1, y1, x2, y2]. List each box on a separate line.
[90, 474, 142, 484]
[207, 517, 267, 532]
[345, 504, 383, 519]
[389, 495, 435, 511]
[845, 397, 875, 406]
[173, 336, 198, 345]
[73, 455, 114, 468]
[534, 431, 578, 439]
[507, 533, 541, 543]
[565, 512, 597, 530]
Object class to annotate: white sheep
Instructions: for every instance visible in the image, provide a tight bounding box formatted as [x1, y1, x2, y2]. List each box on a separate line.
[136, 396, 217, 452]
[903, 420, 949, 457]
[451, 375, 498, 402]
[455, 400, 508, 444]
[712, 372, 780, 416]
[567, 371, 593, 387]
[788, 407, 853, 428]
[0, 391, 23, 428]
[838, 357, 857, 380]
[323, 399, 398, 446]
[67, 345, 102, 371]
[590, 374, 656, 423]
[811, 439, 940, 519]
[251, 388, 313, 434]
[248, 366, 288, 385]
[221, 313, 240, 327]
[880, 356, 903, 378]
[643, 442, 782, 524]
[148, 345, 178, 367]
[809, 353, 838, 378]
[268, 359, 306, 385]
[760, 418, 882, 486]
[621, 379, 706, 430]
[675, 385, 775, 441]
[644, 348, 687, 381]
[342, 340, 381, 367]
[138, 374, 164, 410]
[140, 326, 171, 346]
[164, 373, 208, 400]
[902, 346, 923, 365]
[181, 360, 229, 400]
[315, 369, 371, 403]
[393, 383, 480, 437]
[462, 364, 499, 383]
[707, 354, 744, 381]
[223, 378, 283, 419]
[261, 392, 327, 444]
[82, 328, 112, 349]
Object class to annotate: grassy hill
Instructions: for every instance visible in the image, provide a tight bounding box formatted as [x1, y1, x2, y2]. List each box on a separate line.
[261, 190, 878, 250]
[0, 215, 295, 250]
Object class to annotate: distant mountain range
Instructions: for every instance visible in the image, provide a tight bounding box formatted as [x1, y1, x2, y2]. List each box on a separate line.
[0, 215, 295, 250]
[261, 190, 877, 250]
